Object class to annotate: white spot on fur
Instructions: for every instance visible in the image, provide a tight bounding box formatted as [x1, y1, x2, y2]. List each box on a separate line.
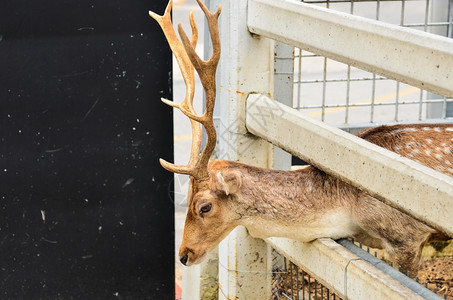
[446, 127, 453, 132]
[423, 127, 430, 131]
[426, 139, 433, 145]
[444, 148, 452, 154]
[435, 153, 443, 160]
[425, 150, 432, 156]
[394, 145, 402, 151]
[434, 127, 441, 132]
[412, 148, 420, 154]
[406, 142, 415, 149]
[448, 168, 453, 173]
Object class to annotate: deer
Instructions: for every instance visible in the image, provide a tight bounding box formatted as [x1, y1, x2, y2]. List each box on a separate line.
[149, 0, 452, 278]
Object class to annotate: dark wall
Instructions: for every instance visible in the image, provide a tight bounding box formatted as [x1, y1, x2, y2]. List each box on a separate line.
[0, 0, 174, 299]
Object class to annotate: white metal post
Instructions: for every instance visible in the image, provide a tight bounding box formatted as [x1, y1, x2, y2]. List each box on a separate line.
[427, 0, 452, 119]
[215, 0, 274, 299]
[273, 41, 294, 171]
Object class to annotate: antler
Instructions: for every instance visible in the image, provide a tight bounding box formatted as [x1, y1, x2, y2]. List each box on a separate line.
[149, 0, 221, 181]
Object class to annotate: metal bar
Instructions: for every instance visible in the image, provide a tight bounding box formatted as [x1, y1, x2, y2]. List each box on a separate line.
[404, 22, 453, 28]
[301, 269, 305, 300]
[401, 0, 406, 26]
[296, 266, 299, 300]
[376, 0, 380, 21]
[296, 48, 303, 111]
[449, 0, 453, 38]
[369, 2, 380, 124]
[290, 262, 294, 299]
[343, 0, 355, 125]
[274, 42, 295, 171]
[248, 0, 453, 98]
[267, 237, 426, 300]
[321, 58, 328, 121]
[284, 256, 289, 297]
[301, 0, 420, 3]
[336, 239, 443, 300]
[295, 77, 387, 84]
[395, 82, 400, 122]
[297, 97, 453, 110]
[246, 94, 453, 236]
[424, 0, 430, 32]
[345, 66, 351, 124]
[303, 0, 423, 2]
[370, 73, 376, 123]
[419, 89, 424, 121]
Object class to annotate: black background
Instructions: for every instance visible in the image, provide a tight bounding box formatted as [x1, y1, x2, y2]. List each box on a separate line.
[0, 0, 174, 298]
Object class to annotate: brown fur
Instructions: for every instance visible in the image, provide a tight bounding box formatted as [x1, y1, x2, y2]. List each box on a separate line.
[179, 123, 453, 278]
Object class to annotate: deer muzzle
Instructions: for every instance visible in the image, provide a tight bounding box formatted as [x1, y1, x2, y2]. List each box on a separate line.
[179, 247, 208, 266]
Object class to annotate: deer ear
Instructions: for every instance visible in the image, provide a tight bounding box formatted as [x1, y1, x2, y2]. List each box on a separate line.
[216, 170, 241, 196]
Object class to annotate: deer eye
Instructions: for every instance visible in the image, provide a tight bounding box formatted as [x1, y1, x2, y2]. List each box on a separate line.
[199, 203, 212, 215]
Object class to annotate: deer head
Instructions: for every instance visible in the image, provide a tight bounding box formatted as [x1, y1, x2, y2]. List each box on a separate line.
[150, 0, 234, 266]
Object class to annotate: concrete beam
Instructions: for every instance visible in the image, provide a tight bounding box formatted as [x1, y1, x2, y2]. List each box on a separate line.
[248, 0, 453, 98]
[267, 237, 427, 300]
[246, 94, 453, 236]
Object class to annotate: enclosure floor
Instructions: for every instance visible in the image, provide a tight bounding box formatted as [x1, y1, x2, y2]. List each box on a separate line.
[418, 257, 453, 299]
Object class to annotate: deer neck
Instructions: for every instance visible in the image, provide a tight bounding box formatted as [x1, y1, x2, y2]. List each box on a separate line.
[226, 162, 361, 241]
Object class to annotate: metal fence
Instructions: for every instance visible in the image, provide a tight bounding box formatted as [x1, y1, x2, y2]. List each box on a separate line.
[288, 0, 453, 128]
[271, 1, 453, 299]
[272, 240, 451, 299]
[182, 0, 453, 298]
[272, 248, 342, 300]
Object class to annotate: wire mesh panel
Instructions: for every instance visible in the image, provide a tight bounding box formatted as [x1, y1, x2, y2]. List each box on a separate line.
[271, 1, 453, 299]
[272, 244, 451, 300]
[272, 249, 342, 300]
[288, 0, 453, 128]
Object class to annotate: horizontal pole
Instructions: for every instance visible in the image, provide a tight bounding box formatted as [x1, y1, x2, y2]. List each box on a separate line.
[267, 237, 426, 300]
[246, 94, 453, 236]
[336, 239, 443, 300]
[247, 0, 453, 98]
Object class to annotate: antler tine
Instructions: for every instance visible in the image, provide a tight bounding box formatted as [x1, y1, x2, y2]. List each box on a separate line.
[149, 0, 204, 177]
[150, 0, 221, 181]
[177, 3, 221, 94]
[148, 0, 198, 112]
[176, 1, 221, 180]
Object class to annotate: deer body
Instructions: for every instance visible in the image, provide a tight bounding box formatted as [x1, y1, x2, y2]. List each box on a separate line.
[182, 124, 453, 276]
[209, 161, 361, 242]
[150, 1, 451, 278]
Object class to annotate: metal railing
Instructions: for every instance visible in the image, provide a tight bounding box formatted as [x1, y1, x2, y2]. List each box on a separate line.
[268, 1, 453, 299]
[291, 0, 453, 127]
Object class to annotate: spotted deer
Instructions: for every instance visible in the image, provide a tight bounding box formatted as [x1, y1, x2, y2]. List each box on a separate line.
[149, 0, 452, 278]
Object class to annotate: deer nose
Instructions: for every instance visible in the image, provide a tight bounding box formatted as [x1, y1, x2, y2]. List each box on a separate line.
[180, 254, 189, 266]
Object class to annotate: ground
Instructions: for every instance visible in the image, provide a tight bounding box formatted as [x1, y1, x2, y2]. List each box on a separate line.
[418, 257, 453, 299]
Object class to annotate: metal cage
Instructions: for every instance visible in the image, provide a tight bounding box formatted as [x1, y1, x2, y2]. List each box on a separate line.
[272, 1, 453, 299]
[285, 0, 453, 129]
